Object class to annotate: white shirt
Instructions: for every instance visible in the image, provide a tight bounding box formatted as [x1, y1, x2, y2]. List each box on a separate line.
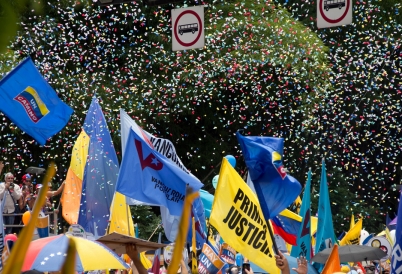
[0, 183, 22, 213]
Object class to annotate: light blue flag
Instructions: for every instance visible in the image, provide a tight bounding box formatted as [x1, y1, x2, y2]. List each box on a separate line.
[200, 189, 214, 218]
[236, 132, 302, 219]
[291, 169, 312, 261]
[0, 57, 73, 145]
[188, 197, 207, 249]
[391, 191, 402, 274]
[77, 97, 120, 236]
[116, 128, 204, 216]
[314, 159, 336, 255]
[160, 195, 207, 249]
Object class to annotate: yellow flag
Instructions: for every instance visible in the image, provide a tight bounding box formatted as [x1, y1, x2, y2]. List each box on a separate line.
[350, 214, 355, 230]
[3, 163, 56, 274]
[61, 131, 89, 225]
[108, 192, 135, 236]
[311, 216, 318, 248]
[167, 189, 199, 274]
[61, 238, 77, 274]
[385, 227, 394, 247]
[321, 245, 341, 274]
[210, 158, 279, 274]
[340, 218, 363, 246]
[192, 217, 198, 274]
[294, 196, 302, 214]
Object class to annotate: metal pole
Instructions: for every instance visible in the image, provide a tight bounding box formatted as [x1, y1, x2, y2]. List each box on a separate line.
[53, 201, 61, 235]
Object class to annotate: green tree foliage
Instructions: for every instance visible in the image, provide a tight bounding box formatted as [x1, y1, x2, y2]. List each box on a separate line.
[309, 168, 382, 236]
[1, 0, 399, 238]
[131, 205, 164, 241]
[274, 0, 402, 231]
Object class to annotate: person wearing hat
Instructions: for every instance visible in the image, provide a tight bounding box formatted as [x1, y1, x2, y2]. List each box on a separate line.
[22, 174, 34, 194]
[0, 172, 22, 234]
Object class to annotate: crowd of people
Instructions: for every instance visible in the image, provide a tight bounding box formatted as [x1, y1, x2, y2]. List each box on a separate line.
[0, 161, 65, 234]
[0, 161, 392, 274]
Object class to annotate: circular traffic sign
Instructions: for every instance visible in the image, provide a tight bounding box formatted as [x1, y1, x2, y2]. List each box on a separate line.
[173, 10, 203, 47]
[319, 0, 350, 24]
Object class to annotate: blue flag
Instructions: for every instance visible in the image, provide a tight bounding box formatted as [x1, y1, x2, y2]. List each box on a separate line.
[391, 191, 402, 274]
[236, 132, 301, 219]
[314, 159, 336, 255]
[291, 169, 312, 261]
[0, 57, 73, 145]
[77, 97, 120, 236]
[188, 197, 207, 249]
[116, 129, 203, 216]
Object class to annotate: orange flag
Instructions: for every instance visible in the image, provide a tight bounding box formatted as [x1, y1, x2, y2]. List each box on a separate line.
[321, 245, 341, 274]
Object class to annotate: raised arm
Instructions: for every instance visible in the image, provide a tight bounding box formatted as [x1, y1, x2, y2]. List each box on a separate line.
[291, 256, 308, 274]
[126, 244, 148, 274]
[47, 180, 66, 198]
[275, 251, 290, 274]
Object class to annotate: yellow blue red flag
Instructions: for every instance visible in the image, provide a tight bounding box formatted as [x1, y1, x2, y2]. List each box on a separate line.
[236, 132, 301, 219]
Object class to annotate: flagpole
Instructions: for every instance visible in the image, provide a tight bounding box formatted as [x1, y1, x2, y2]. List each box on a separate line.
[126, 203, 131, 236]
[148, 223, 161, 241]
[242, 170, 279, 255]
[267, 220, 279, 255]
[205, 223, 211, 245]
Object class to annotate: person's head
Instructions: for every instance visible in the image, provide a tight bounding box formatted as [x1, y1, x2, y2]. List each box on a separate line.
[22, 174, 32, 185]
[22, 185, 30, 195]
[27, 194, 36, 208]
[35, 184, 43, 195]
[229, 265, 239, 274]
[4, 172, 14, 182]
[365, 265, 375, 274]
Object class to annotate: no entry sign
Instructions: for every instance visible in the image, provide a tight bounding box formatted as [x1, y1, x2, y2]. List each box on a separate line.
[172, 6, 204, 51]
[317, 0, 352, 28]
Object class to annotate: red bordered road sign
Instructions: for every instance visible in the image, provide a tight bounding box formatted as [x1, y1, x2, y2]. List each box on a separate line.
[317, 0, 352, 28]
[172, 6, 204, 51]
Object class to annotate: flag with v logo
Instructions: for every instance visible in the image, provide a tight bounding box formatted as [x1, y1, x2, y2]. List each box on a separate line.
[116, 128, 203, 216]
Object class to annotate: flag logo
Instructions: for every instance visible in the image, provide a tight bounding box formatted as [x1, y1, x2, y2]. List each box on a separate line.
[272, 151, 287, 179]
[14, 86, 49, 123]
[135, 139, 163, 171]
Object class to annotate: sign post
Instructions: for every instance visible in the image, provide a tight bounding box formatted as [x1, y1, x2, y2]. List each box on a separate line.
[317, 0, 352, 28]
[172, 6, 204, 51]
[66, 224, 87, 239]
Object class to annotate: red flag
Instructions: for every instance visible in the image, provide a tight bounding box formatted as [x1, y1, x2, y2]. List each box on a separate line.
[152, 233, 162, 274]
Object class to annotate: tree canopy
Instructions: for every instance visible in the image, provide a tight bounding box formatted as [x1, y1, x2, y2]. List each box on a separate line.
[1, 0, 401, 237]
